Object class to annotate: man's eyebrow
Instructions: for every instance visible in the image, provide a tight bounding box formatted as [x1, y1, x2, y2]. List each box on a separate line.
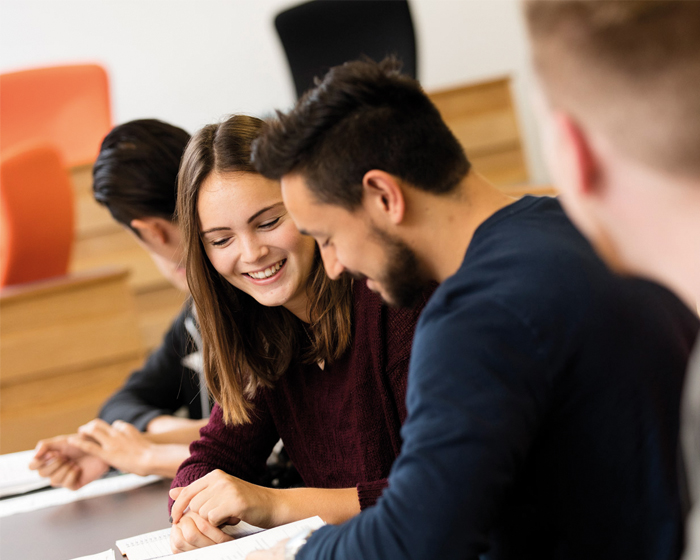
[247, 202, 284, 224]
[298, 228, 323, 238]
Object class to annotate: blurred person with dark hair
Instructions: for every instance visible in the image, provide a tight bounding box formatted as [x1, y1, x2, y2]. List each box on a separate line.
[245, 57, 699, 560]
[30, 120, 212, 487]
[523, 2, 700, 558]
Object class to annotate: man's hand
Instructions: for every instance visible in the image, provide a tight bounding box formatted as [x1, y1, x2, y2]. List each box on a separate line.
[246, 539, 287, 560]
[29, 435, 110, 490]
[170, 510, 233, 553]
[71, 419, 154, 476]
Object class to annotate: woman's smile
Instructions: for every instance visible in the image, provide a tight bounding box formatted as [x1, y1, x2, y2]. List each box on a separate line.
[243, 258, 287, 283]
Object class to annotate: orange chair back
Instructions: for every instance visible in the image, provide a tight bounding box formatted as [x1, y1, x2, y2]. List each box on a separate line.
[0, 144, 75, 287]
[0, 64, 112, 168]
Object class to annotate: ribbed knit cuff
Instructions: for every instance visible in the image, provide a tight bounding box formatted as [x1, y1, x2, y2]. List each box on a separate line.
[357, 478, 389, 510]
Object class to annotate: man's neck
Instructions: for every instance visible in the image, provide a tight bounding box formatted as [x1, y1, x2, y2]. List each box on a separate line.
[407, 173, 516, 283]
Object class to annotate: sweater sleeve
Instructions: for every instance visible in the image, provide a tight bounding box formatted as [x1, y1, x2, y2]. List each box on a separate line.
[98, 302, 205, 430]
[356, 479, 389, 510]
[298, 297, 548, 560]
[352, 286, 434, 510]
[169, 399, 279, 511]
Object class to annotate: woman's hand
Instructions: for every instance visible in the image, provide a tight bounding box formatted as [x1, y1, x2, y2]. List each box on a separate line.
[170, 470, 279, 530]
[69, 419, 155, 476]
[170, 510, 233, 553]
[29, 435, 110, 490]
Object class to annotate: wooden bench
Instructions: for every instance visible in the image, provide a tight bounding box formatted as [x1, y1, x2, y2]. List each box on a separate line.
[0, 268, 146, 453]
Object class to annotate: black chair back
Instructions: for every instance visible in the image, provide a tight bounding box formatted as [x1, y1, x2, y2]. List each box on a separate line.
[275, 0, 417, 99]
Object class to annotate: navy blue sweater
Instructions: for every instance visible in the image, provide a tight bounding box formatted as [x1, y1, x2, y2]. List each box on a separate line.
[299, 196, 699, 560]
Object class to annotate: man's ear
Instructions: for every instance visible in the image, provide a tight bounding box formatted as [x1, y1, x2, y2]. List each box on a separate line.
[129, 217, 172, 247]
[361, 170, 406, 225]
[554, 112, 601, 198]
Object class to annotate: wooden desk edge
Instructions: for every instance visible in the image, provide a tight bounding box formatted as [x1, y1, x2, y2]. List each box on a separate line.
[0, 266, 131, 302]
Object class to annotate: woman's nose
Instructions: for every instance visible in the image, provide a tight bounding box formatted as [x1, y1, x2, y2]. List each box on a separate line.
[240, 236, 269, 264]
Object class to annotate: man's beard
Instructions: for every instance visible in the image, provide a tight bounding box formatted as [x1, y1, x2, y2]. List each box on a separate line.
[369, 226, 432, 308]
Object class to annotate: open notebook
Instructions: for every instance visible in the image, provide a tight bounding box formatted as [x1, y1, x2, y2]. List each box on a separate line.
[116, 516, 325, 560]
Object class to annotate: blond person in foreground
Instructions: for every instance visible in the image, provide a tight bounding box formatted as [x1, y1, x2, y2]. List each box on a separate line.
[524, 2, 700, 558]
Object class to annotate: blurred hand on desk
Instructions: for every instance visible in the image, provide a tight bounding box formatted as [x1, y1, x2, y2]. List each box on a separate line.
[29, 433, 110, 490]
[29, 417, 197, 489]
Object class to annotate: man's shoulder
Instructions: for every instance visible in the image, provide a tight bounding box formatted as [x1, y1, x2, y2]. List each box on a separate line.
[424, 197, 599, 320]
[421, 197, 696, 345]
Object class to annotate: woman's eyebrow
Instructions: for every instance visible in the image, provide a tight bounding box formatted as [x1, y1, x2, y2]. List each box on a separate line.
[200, 226, 231, 235]
[247, 202, 284, 224]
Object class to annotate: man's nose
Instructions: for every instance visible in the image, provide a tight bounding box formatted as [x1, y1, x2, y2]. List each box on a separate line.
[320, 246, 345, 280]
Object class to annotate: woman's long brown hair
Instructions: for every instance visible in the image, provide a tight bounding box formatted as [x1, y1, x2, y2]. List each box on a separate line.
[177, 115, 353, 425]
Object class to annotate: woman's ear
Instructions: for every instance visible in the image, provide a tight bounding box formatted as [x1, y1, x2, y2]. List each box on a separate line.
[361, 169, 406, 226]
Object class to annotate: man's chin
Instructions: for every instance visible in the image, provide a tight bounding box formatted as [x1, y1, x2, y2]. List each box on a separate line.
[365, 279, 397, 306]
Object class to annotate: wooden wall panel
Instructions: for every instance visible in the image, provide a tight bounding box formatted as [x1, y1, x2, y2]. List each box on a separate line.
[428, 77, 530, 188]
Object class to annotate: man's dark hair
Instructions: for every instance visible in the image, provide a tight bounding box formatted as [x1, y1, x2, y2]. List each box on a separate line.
[92, 119, 190, 229]
[252, 57, 470, 210]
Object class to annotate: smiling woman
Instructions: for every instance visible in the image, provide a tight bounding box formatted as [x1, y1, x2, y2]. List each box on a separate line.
[177, 116, 353, 426]
[198, 172, 316, 322]
[168, 114, 431, 554]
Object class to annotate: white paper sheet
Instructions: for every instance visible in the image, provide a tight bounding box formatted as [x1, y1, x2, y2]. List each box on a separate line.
[0, 473, 162, 517]
[115, 522, 265, 560]
[117, 521, 265, 560]
[115, 527, 172, 560]
[69, 549, 116, 560]
[169, 517, 326, 560]
[0, 449, 51, 498]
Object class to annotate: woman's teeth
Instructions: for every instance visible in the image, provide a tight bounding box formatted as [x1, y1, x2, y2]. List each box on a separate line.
[247, 260, 284, 279]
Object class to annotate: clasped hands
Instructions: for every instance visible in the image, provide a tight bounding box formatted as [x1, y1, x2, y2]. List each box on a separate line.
[168, 469, 284, 553]
[29, 418, 154, 489]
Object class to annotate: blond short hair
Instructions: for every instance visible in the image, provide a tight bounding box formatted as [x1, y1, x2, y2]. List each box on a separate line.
[525, 1, 700, 178]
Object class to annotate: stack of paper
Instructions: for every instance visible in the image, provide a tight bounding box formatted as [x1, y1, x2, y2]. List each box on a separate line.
[0, 473, 162, 517]
[115, 516, 325, 560]
[116, 521, 264, 560]
[70, 550, 116, 560]
[0, 450, 50, 498]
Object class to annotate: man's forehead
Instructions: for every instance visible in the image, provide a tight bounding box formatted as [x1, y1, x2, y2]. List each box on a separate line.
[281, 173, 331, 211]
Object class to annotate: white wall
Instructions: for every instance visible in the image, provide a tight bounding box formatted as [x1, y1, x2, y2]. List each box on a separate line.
[0, 0, 548, 182]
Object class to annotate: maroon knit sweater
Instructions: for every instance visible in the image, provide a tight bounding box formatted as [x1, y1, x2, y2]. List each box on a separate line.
[171, 281, 429, 510]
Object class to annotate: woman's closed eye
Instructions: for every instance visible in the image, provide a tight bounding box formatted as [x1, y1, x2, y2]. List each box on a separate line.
[210, 236, 233, 247]
[258, 217, 281, 230]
